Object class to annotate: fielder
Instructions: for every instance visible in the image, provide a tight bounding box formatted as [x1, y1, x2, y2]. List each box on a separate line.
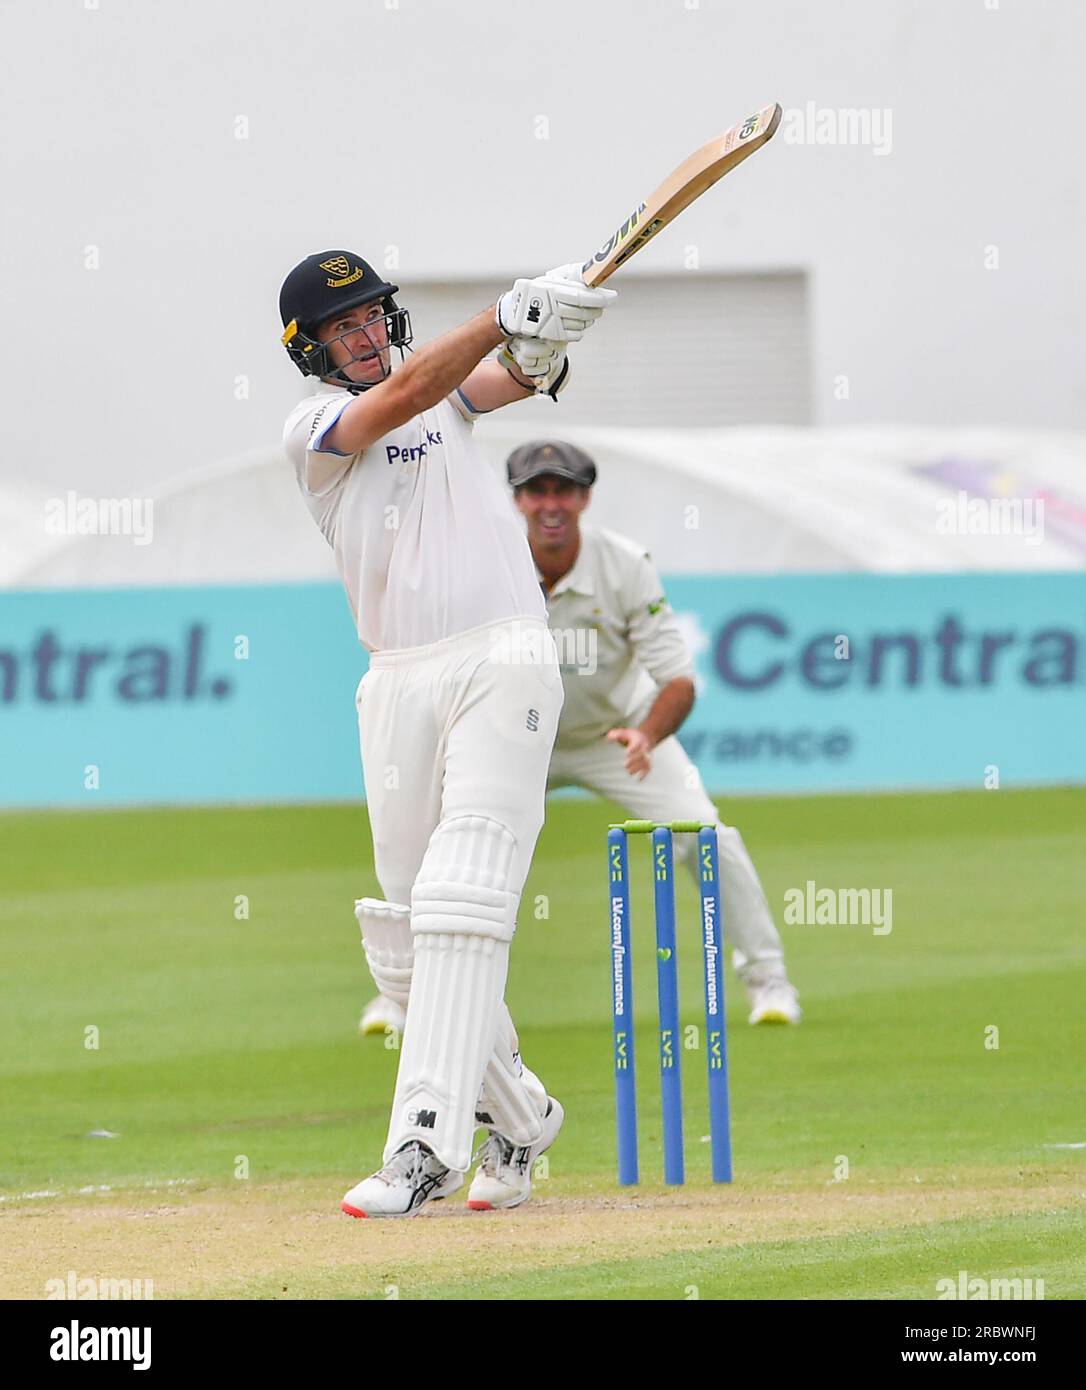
[361, 440, 799, 1037]
[279, 250, 615, 1217]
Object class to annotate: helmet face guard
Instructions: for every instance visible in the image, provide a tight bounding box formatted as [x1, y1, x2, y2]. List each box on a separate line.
[281, 299, 412, 393]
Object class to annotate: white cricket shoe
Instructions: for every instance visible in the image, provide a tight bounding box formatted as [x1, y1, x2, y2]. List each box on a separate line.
[466, 1097, 564, 1211]
[341, 1141, 462, 1219]
[747, 978, 802, 1026]
[358, 994, 406, 1037]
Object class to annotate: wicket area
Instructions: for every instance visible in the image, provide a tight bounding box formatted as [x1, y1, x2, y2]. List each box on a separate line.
[607, 820, 733, 1185]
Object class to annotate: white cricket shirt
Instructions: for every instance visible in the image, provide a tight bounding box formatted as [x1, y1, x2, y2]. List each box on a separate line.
[283, 386, 545, 651]
[541, 523, 695, 748]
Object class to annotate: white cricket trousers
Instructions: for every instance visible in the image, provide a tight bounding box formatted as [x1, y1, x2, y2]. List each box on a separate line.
[357, 617, 563, 904]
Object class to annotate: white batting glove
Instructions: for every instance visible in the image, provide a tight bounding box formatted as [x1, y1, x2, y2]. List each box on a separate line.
[496, 271, 616, 342]
[497, 337, 571, 399]
[502, 336, 565, 380]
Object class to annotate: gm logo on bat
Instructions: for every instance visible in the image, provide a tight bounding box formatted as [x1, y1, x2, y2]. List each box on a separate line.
[584, 201, 649, 270]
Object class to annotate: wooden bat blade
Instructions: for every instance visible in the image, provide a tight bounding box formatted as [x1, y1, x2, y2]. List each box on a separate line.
[580, 102, 782, 286]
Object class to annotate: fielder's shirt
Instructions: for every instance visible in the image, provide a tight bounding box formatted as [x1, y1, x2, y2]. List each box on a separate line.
[283, 385, 545, 651]
[539, 522, 694, 750]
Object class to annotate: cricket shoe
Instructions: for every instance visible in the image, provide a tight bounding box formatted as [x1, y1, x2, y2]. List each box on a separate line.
[358, 994, 406, 1037]
[341, 1141, 462, 1219]
[466, 1097, 564, 1211]
[747, 978, 802, 1026]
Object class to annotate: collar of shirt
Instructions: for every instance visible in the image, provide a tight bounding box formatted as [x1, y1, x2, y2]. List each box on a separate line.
[537, 532, 595, 600]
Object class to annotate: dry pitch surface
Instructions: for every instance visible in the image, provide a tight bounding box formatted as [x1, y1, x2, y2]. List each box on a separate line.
[4, 1167, 1084, 1300]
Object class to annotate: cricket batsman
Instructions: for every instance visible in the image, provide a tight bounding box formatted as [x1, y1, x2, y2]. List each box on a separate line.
[279, 251, 616, 1217]
[361, 440, 800, 1037]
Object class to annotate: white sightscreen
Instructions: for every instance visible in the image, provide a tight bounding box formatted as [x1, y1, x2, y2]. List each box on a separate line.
[399, 273, 812, 428]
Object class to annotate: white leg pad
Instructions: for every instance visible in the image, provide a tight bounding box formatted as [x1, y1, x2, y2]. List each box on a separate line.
[475, 1005, 547, 1145]
[355, 897, 413, 1009]
[385, 933, 509, 1171]
[386, 816, 524, 1171]
[410, 815, 519, 944]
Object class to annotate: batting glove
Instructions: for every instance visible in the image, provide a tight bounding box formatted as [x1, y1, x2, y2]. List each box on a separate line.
[497, 337, 571, 401]
[496, 272, 616, 342]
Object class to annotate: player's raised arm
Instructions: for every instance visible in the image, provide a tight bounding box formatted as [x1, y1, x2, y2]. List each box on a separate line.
[329, 270, 614, 448]
[278, 253, 616, 457]
[322, 308, 505, 454]
[454, 263, 616, 417]
[454, 339, 569, 417]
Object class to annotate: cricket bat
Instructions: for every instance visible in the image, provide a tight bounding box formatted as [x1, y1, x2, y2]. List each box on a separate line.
[579, 102, 782, 286]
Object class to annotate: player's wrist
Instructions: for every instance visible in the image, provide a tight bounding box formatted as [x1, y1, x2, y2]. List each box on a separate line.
[482, 306, 508, 347]
[504, 360, 536, 391]
[496, 339, 569, 399]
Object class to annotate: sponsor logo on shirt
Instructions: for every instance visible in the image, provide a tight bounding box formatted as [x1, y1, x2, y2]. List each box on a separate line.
[309, 403, 330, 442]
[386, 427, 443, 466]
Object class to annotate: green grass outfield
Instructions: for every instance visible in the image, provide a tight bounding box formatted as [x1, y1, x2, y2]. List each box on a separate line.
[1, 788, 1084, 1299]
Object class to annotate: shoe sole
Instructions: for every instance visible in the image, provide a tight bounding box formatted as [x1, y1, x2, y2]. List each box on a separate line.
[749, 1010, 800, 1025]
[340, 1199, 428, 1219]
[466, 1188, 534, 1211]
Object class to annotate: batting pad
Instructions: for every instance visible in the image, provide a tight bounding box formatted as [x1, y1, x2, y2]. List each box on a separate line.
[410, 815, 519, 944]
[385, 932, 509, 1172]
[476, 1004, 547, 1146]
[355, 897, 413, 1009]
[385, 816, 523, 1169]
